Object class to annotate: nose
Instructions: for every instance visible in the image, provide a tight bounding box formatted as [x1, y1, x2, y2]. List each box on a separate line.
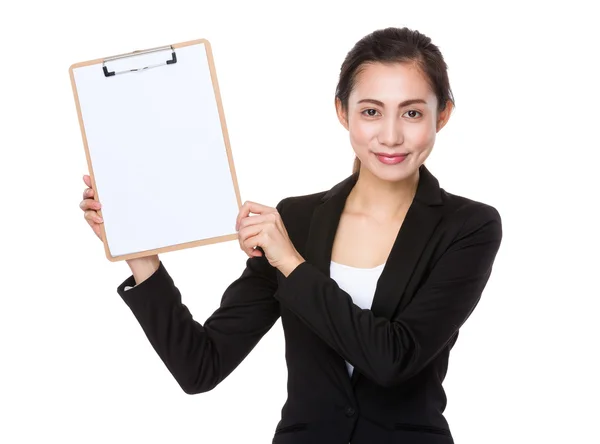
[378, 115, 402, 147]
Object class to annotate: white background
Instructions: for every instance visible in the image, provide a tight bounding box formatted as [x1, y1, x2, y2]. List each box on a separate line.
[1, 1, 598, 443]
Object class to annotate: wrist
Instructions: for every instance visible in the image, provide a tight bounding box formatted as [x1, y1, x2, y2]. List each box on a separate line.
[279, 255, 305, 278]
[126, 255, 160, 285]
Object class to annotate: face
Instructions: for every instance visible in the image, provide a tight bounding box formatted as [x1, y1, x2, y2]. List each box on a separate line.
[336, 61, 452, 182]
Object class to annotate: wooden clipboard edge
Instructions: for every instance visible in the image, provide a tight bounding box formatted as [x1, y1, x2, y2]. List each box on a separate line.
[105, 233, 241, 262]
[69, 38, 244, 262]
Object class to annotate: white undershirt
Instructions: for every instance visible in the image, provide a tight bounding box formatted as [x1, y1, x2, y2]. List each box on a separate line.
[330, 260, 386, 377]
[124, 260, 386, 379]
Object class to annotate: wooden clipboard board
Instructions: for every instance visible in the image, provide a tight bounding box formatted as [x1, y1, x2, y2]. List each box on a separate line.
[69, 38, 242, 262]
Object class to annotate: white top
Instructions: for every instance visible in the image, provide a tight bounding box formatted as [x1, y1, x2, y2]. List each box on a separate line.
[124, 260, 386, 379]
[330, 260, 385, 377]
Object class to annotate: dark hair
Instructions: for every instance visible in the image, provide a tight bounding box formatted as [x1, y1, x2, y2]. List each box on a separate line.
[335, 27, 455, 174]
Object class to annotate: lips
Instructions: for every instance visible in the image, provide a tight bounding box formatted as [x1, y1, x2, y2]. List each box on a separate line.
[374, 153, 408, 158]
[375, 153, 409, 165]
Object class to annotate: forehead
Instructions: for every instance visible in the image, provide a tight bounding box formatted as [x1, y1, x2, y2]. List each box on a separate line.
[350, 62, 436, 105]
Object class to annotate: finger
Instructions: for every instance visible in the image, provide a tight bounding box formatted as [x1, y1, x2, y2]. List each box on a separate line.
[84, 210, 104, 223]
[236, 201, 256, 231]
[82, 187, 95, 200]
[238, 212, 277, 230]
[83, 175, 91, 187]
[242, 232, 264, 257]
[79, 198, 101, 212]
[250, 248, 262, 257]
[236, 201, 276, 230]
[238, 224, 262, 256]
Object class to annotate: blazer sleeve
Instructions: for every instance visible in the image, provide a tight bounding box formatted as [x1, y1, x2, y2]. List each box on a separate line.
[274, 204, 502, 388]
[116, 208, 283, 395]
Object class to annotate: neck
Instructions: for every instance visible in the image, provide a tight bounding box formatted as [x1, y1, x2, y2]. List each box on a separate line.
[346, 165, 419, 221]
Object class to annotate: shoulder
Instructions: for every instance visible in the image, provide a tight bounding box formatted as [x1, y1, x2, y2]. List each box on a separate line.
[440, 189, 502, 241]
[272, 192, 325, 249]
[276, 191, 325, 214]
[442, 189, 501, 222]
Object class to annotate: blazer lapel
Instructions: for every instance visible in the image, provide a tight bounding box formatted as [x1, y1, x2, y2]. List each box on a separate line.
[302, 164, 445, 386]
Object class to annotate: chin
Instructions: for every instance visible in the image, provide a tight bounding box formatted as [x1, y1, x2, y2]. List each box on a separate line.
[363, 157, 416, 183]
[366, 167, 413, 184]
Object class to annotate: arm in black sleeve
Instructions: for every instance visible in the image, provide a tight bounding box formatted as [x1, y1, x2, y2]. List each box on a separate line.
[274, 204, 502, 387]
[116, 208, 283, 395]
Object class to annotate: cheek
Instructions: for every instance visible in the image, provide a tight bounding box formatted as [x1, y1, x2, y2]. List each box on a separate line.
[412, 130, 434, 147]
[407, 121, 436, 147]
[349, 120, 376, 147]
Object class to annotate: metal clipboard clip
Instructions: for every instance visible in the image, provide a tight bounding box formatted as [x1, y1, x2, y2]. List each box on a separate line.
[102, 45, 177, 77]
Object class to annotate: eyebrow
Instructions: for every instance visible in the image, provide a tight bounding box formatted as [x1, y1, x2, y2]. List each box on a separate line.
[357, 98, 427, 107]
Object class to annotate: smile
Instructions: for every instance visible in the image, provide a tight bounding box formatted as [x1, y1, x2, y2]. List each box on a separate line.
[374, 153, 408, 165]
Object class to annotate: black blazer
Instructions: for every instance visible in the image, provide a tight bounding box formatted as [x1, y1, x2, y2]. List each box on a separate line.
[117, 164, 503, 444]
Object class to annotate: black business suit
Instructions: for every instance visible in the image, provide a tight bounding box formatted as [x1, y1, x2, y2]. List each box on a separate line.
[117, 164, 503, 443]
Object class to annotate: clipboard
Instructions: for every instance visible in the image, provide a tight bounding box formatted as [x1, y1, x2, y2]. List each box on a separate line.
[69, 38, 242, 262]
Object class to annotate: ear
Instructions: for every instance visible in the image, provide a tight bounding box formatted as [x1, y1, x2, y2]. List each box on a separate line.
[335, 98, 349, 130]
[436, 100, 454, 132]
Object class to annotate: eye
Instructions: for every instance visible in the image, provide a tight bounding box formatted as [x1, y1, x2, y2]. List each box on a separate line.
[361, 108, 381, 117]
[404, 110, 422, 119]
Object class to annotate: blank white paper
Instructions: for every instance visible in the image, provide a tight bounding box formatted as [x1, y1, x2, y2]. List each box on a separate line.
[72, 42, 239, 257]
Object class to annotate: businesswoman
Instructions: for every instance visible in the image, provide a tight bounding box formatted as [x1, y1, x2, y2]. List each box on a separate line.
[80, 27, 502, 444]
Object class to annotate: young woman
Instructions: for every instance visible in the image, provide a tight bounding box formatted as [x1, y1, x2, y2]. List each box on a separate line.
[80, 27, 502, 444]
